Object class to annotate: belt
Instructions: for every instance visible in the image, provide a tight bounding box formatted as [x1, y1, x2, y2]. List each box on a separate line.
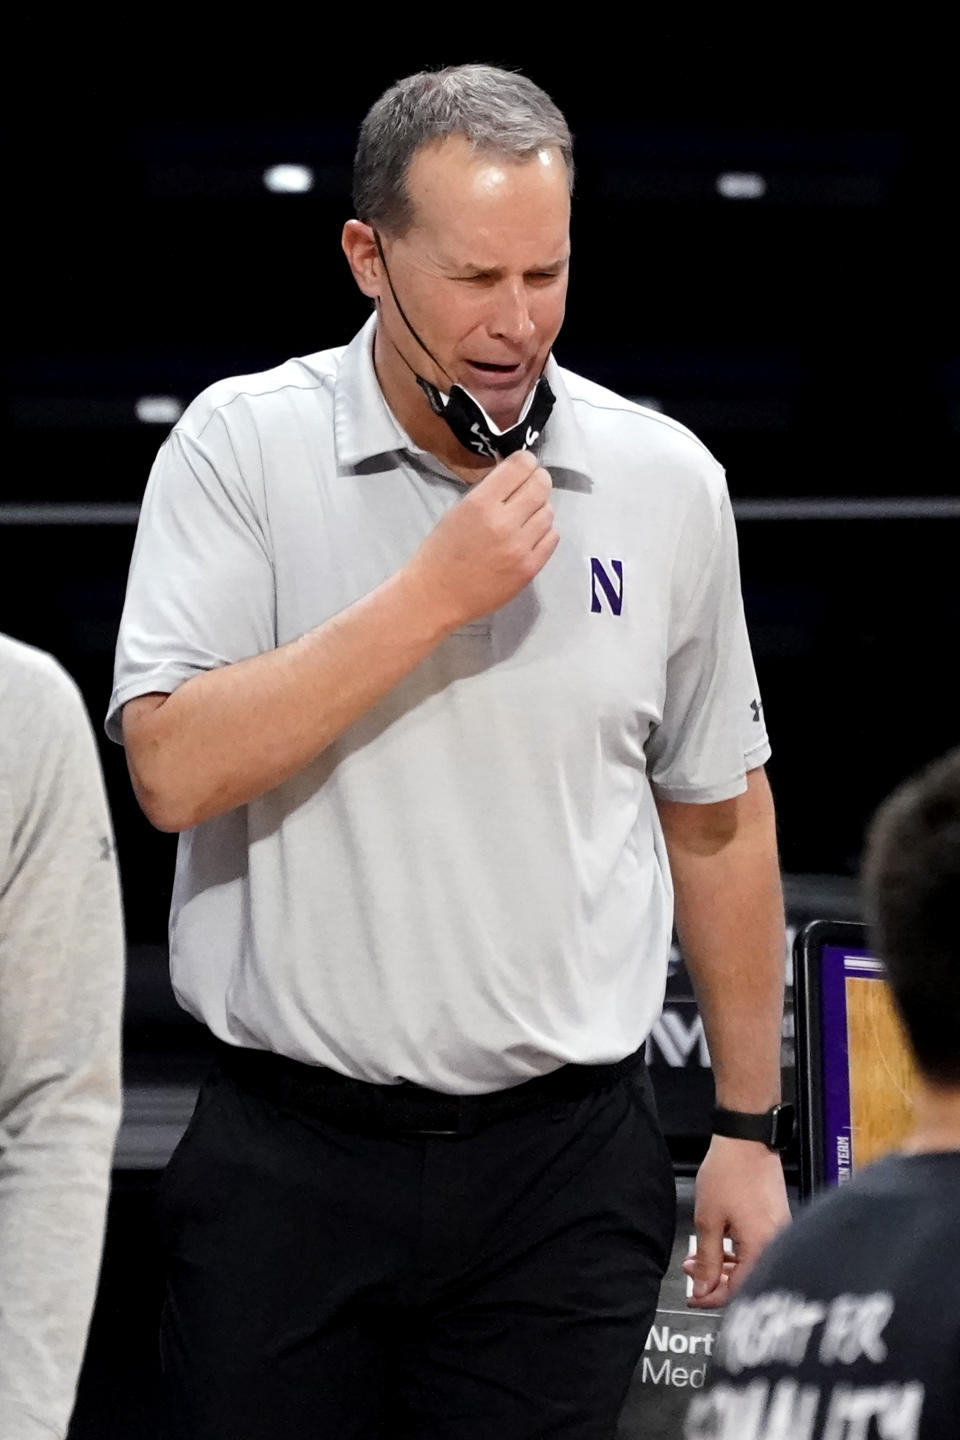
[212, 1039, 647, 1137]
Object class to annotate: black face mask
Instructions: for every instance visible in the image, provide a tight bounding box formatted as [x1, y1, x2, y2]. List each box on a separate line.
[415, 373, 555, 461]
[373, 229, 556, 462]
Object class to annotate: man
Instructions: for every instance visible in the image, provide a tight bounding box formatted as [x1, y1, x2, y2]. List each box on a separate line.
[1, 634, 124, 1439]
[685, 748, 960, 1440]
[109, 65, 789, 1438]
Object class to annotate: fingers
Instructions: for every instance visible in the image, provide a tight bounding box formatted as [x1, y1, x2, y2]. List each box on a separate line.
[683, 1258, 738, 1310]
[688, 1220, 726, 1305]
[684, 1218, 785, 1309]
[498, 470, 551, 543]
[466, 450, 552, 529]
[528, 521, 561, 564]
[469, 452, 552, 529]
[475, 448, 541, 503]
[723, 1253, 753, 1301]
[686, 1216, 748, 1309]
[512, 470, 552, 525]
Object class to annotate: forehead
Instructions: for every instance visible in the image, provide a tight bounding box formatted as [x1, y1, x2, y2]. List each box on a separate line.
[403, 134, 571, 261]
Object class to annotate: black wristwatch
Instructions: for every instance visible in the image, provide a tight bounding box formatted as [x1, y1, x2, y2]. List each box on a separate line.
[711, 1103, 796, 1153]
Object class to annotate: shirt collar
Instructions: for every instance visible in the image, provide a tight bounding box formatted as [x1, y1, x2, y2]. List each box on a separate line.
[334, 313, 411, 467]
[334, 313, 593, 483]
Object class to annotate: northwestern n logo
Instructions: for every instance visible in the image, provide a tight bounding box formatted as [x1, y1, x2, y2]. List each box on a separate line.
[590, 559, 624, 616]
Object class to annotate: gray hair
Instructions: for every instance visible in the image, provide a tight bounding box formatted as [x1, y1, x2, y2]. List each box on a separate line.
[353, 64, 574, 236]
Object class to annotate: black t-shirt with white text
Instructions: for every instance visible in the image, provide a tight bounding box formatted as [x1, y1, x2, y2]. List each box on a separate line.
[685, 1152, 960, 1440]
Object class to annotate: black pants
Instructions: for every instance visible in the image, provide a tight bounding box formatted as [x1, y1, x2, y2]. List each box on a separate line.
[157, 1049, 676, 1439]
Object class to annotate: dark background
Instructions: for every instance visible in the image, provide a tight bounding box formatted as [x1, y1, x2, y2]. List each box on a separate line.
[2, 23, 958, 1437]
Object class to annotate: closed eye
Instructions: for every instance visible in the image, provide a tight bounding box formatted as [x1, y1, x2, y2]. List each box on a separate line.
[452, 269, 566, 284]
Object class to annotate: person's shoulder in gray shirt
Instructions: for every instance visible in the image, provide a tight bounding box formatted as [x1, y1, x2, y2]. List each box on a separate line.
[0, 634, 124, 1440]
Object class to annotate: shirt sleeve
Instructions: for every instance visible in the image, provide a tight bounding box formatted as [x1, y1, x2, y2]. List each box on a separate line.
[646, 485, 770, 803]
[0, 647, 124, 1440]
[106, 407, 276, 744]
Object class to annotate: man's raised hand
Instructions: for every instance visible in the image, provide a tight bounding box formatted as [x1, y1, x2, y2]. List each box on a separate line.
[406, 450, 559, 632]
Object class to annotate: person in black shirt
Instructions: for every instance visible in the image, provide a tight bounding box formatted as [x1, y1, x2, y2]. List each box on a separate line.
[685, 747, 960, 1440]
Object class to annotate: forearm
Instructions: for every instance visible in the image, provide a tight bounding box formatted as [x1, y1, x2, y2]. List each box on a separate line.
[660, 770, 786, 1111]
[127, 563, 457, 832]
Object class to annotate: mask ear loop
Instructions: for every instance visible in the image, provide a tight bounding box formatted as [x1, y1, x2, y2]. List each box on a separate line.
[372, 229, 457, 389]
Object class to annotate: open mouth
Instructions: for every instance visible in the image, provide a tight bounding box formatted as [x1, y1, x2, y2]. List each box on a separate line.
[464, 361, 524, 389]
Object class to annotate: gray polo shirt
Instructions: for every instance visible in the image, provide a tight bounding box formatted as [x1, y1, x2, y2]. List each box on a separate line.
[108, 315, 770, 1094]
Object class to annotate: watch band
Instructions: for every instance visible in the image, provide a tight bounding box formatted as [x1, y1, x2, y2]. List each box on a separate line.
[711, 1103, 796, 1152]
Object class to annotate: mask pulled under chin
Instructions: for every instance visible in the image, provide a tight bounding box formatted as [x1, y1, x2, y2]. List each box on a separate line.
[417, 374, 556, 461]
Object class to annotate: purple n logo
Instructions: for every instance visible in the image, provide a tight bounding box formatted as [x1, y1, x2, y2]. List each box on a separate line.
[590, 558, 623, 615]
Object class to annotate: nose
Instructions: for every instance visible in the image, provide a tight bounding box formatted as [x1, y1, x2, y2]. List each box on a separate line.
[489, 278, 536, 347]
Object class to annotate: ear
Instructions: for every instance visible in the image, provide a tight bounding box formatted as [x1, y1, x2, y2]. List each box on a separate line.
[342, 220, 382, 300]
